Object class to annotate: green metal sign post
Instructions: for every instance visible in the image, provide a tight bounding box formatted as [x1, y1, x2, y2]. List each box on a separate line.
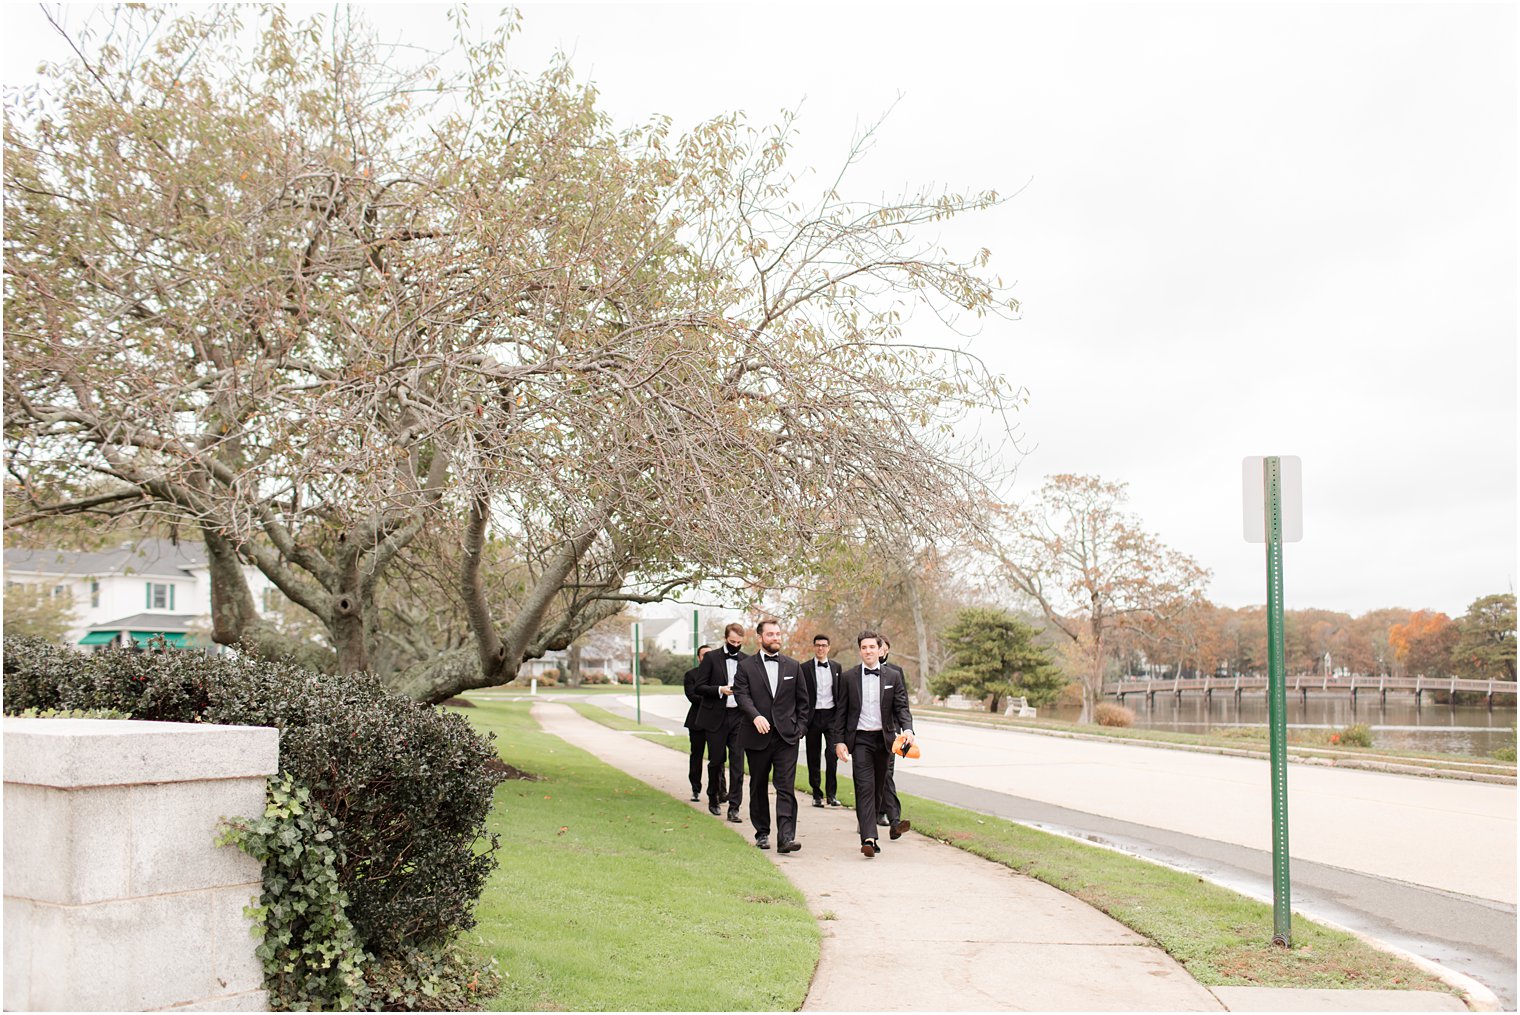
[1262, 456, 1292, 946]
[692, 609, 700, 665]
[632, 622, 642, 726]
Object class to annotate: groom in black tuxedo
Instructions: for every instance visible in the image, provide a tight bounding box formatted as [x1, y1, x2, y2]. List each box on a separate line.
[831, 630, 915, 858]
[733, 618, 811, 853]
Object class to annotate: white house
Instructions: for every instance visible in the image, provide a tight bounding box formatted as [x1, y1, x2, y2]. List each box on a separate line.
[3, 538, 279, 651]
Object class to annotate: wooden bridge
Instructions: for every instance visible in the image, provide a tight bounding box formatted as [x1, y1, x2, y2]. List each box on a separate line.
[1105, 674, 1518, 709]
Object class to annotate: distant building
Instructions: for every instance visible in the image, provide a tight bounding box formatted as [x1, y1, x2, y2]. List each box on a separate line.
[3, 539, 279, 650]
[638, 614, 698, 657]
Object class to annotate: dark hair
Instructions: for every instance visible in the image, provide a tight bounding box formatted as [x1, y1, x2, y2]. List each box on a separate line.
[696, 644, 713, 655]
[755, 618, 781, 635]
[812, 633, 830, 644]
[857, 630, 882, 648]
[879, 635, 891, 649]
[723, 622, 746, 638]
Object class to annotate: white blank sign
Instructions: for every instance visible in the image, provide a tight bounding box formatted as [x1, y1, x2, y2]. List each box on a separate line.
[1242, 456, 1303, 543]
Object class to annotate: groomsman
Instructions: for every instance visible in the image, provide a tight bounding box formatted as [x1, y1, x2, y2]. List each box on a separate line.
[832, 631, 915, 858]
[802, 634, 842, 807]
[878, 635, 907, 831]
[692, 623, 748, 822]
[681, 645, 715, 802]
[734, 619, 811, 852]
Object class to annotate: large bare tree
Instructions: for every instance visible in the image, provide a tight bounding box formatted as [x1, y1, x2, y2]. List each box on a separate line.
[992, 474, 1210, 722]
[6, 7, 1024, 701]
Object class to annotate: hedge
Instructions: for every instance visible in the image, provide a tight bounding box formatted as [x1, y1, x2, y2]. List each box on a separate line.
[2, 638, 503, 965]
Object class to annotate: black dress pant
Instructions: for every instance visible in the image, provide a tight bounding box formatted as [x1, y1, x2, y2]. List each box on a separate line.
[851, 732, 895, 842]
[688, 727, 723, 797]
[804, 707, 838, 799]
[704, 709, 744, 809]
[882, 752, 902, 823]
[745, 737, 800, 842]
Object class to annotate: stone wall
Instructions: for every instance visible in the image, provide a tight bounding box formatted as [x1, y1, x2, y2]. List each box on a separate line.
[4, 717, 278, 1011]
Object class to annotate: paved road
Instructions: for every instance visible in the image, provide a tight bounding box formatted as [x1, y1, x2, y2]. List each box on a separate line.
[590, 691, 1517, 1008]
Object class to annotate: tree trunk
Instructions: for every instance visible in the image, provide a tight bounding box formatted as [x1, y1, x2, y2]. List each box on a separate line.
[907, 574, 932, 705]
[200, 524, 337, 671]
[331, 533, 371, 674]
[566, 642, 584, 687]
[388, 647, 495, 703]
[201, 526, 260, 646]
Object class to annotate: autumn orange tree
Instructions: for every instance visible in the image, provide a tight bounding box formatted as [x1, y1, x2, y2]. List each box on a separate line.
[1388, 610, 1459, 678]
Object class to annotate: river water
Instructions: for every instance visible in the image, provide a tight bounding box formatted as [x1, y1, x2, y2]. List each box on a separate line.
[1045, 695, 1519, 757]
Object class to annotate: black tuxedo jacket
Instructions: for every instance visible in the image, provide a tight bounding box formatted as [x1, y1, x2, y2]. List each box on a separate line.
[830, 663, 914, 751]
[734, 652, 811, 751]
[691, 647, 747, 733]
[682, 664, 702, 729]
[801, 658, 843, 732]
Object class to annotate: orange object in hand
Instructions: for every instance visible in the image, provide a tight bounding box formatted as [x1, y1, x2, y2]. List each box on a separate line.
[892, 733, 920, 759]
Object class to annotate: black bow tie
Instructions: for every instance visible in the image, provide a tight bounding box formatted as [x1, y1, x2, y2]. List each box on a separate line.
[724, 650, 740, 659]
[762, 654, 780, 663]
[863, 667, 881, 676]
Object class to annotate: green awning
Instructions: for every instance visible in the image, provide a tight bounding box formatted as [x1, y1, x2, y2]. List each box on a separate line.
[79, 631, 119, 646]
[128, 631, 187, 647]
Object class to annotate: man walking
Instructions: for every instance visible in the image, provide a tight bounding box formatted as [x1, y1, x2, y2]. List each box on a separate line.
[878, 635, 907, 831]
[734, 618, 811, 853]
[682, 644, 715, 802]
[832, 631, 915, 858]
[802, 633, 842, 807]
[692, 623, 748, 822]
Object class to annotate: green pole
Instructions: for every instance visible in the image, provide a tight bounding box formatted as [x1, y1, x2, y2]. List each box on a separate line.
[1264, 456, 1292, 946]
[633, 622, 642, 725]
[692, 609, 700, 665]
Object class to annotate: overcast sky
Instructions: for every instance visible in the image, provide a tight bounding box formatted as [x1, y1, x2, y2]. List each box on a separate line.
[4, 3, 1515, 618]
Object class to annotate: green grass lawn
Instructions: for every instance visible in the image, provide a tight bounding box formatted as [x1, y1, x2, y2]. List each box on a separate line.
[562, 700, 1452, 997]
[457, 700, 818, 1012]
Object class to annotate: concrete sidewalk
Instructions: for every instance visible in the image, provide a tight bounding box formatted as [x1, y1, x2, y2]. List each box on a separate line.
[531, 703, 1470, 1012]
[535, 702, 1221, 1011]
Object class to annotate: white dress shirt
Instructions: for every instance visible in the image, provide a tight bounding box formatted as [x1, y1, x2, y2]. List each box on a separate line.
[814, 660, 835, 709]
[724, 653, 739, 707]
[859, 668, 883, 731]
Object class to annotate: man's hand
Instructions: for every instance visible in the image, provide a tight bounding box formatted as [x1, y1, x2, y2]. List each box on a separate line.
[900, 730, 915, 746]
[753, 716, 771, 735]
[835, 743, 850, 763]
[719, 686, 733, 697]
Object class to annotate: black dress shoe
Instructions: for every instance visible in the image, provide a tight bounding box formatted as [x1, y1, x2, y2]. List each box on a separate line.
[826, 797, 842, 807]
[890, 819, 911, 840]
[755, 836, 771, 850]
[811, 794, 824, 808]
[777, 839, 801, 853]
[690, 792, 700, 802]
[727, 809, 743, 823]
[877, 813, 890, 827]
[861, 839, 877, 858]
[708, 803, 721, 815]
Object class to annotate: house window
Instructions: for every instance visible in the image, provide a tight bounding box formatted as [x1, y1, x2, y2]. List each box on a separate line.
[146, 582, 174, 610]
[90, 580, 100, 608]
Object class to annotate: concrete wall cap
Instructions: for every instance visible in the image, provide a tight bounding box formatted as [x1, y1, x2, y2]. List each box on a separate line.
[3, 718, 278, 788]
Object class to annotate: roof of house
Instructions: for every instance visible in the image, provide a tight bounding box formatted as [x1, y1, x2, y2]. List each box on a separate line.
[4, 538, 208, 580]
[86, 612, 202, 633]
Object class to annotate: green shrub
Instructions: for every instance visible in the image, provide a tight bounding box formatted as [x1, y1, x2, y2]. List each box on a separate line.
[1330, 723, 1373, 748]
[581, 671, 608, 685]
[12, 706, 130, 719]
[640, 676, 663, 686]
[2, 637, 503, 958]
[218, 774, 368, 1009]
[1494, 746, 1516, 762]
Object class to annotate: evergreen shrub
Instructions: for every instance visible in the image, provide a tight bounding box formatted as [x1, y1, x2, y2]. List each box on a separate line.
[2, 637, 503, 958]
